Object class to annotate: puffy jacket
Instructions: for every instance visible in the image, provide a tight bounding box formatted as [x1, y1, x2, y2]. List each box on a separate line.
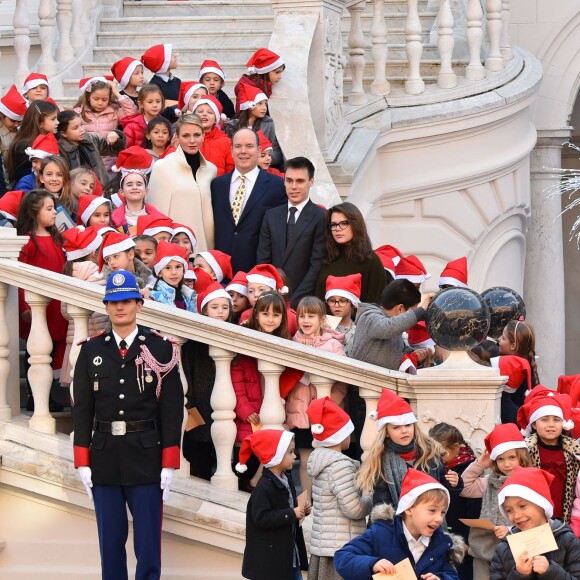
[120, 113, 147, 148]
[232, 355, 262, 443]
[308, 447, 372, 557]
[200, 126, 234, 177]
[490, 519, 580, 579]
[150, 279, 196, 313]
[335, 504, 465, 580]
[74, 96, 137, 136]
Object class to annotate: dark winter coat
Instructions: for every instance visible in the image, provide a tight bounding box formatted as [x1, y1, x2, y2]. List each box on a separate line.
[242, 468, 308, 580]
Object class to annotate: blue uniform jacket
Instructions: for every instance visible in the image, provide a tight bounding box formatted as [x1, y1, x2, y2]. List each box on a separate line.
[335, 506, 463, 580]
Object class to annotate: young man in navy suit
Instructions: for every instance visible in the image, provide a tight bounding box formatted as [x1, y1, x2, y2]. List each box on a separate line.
[257, 157, 327, 308]
[211, 128, 286, 274]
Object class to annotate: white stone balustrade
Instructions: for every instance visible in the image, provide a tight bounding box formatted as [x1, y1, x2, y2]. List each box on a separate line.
[346, 0, 367, 105]
[466, 0, 485, 81]
[13, 0, 31, 87]
[370, 0, 390, 96]
[358, 386, 381, 462]
[70, 0, 85, 50]
[485, 0, 504, 71]
[65, 304, 90, 400]
[56, 0, 75, 63]
[37, 0, 58, 76]
[257, 359, 286, 430]
[437, 0, 457, 88]
[500, 0, 512, 61]
[0, 284, 11, 421]
[405, 0, 424, 95]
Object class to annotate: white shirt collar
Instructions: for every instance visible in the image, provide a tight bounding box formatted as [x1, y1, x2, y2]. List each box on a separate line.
[155, 72, 172, 82]
[288, 198, 309, 214]
[112, 326, 139, 350]
[232, 165, 260, 184]
[402, 521, 430, 549]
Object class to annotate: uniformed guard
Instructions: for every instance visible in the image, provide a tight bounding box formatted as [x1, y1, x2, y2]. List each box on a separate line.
[72, 269, 183, 580]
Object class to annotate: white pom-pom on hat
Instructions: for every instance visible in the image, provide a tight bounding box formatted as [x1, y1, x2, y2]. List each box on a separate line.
[369, 411, 378, 421]
[311, 424, 324, 435]
[247, 66, 257, 75]
[563, 419, 575, 431]
[235, 462, 248, 474]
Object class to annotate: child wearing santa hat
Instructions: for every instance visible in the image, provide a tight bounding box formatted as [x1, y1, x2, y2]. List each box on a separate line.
[490, 467, 580, 578]
[193, 249, 233, 284]
[335, 468, 465, 580]
[225, 270, 250, 324]
[325, 273, 361, 356]
[0, 85, 27, 167]
[198, 59, 235, 119]
[111, 56, 144, 107]
[518, 389, 580, 524]
[459, 423, 532, 579]
[237, 429, 309, 580]
[21, 73, 49, 102]
[256, 130, 284, 178]
[306, 397, 372, 580]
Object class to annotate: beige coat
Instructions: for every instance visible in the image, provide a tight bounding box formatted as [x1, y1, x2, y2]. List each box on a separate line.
[146, 147, 217, 251]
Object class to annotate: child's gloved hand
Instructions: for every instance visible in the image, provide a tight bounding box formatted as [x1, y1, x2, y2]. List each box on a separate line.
[532, 555, 549, 575]
[372, 559, 395, 574]
[494, 525, 509, 539]
[445, 470, 459, 487]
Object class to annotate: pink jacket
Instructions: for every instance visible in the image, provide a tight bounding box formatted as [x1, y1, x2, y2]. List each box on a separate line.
[459, 461, 488, 498]
[232, 355, 263, 443]
[571, 474, 580, 536]
[74, 96, 138, 137]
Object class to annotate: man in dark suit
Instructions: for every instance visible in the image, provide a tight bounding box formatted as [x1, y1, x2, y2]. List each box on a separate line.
[257, 157, 327, 308]
[211, 127, 286, 274]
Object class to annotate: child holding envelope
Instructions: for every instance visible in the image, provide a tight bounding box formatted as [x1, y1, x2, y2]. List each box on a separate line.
[334, 468, 466, 580]
[490, 467, 580, 578]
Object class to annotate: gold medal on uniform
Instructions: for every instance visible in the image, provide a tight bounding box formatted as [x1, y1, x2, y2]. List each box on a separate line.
[145, 373, 153, 384]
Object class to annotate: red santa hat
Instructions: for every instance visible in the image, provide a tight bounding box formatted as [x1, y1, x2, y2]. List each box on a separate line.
[141, 44, 173, 74]
[439, 257, 468, 288]
[407, 321, 436, 350]
[192, 267, 213, 294]
[178, 81, 208, 111]
[324, 273, 362, 307]
[153, 241, 189, 276]
[0, 189, 25, 221]
[375, 244, 404, 267]
[111, 57, 142, 91]
[257, 130, 273, 152]
[306, 396, 354, 448]
[517, 392, 574, 436]
[246, 48, 284, 75]
[395, 255, 431, 283]
[24, 133, 59, 160]
[0, 85, 27, 121]
[395, 468, 450, 515]
[191, 94, 223, 124]
[399, 352, 419, 374]
[184, 265, 197, 281]
[198, 59, 225, 81]
[484, 423, 527, 461]
[370, 389, 417, 431]
[235, 429, 294, 473]
[196, 250, 232, 283]
[112, 146, 154, 177]
[22, 73, 49, 94]
[198, 281, 233, 312]
[246, 264, 288, 294]
[498, 467, 555, 520]
[226, 270, 248, 297]
[76, 195, 111, 226]
[557, 374, 580, 396]
[374, 250, 396, 278]
[98, 231, 135, 271]
[490, 355, 532, 395]
[78, 75, 114, 94]
[63, 225, 104, 261]
[171, 223, 197, 253]
[136, 215, 173, 238]
[237, 84, 268, 112]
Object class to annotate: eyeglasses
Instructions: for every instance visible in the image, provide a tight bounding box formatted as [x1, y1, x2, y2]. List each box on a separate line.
[329, 220, 349, 231]
[327, 298, 350, 306]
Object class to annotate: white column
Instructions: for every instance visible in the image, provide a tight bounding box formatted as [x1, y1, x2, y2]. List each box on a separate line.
[25, 291, 55, 434]
[347, 0, 367, 105]
[484, 0, 504, 72]
[70, 0, 85, 50]
[437, 0, 457, 88]
[257, 359, 285, 430]
[405, 0, 424, 95]
[13, 0, 31, 87]
[208, 346, 237, 490]
[524, 131, 570, 388]
[358, 387, 380, 462]
[465, 0, 485, 81]
[309, 374, 333, 399]
[370, 0, 390, 96]
[56, 0, 75, 63]
[500, 0, 512, 61]
[0, 283, 11, 421]
[65, 305, 90, 399]
[37, 0, 58, 76]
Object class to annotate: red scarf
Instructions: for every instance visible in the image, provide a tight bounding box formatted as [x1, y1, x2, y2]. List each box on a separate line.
[446, 447, 475, 472]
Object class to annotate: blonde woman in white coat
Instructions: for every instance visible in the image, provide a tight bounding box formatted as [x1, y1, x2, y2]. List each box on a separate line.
[147, 113, 217, 252]
[306, 397, 373, 580]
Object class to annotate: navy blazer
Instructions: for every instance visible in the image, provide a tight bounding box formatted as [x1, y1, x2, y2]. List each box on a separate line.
[211, 168, 286, 273]
[256, 199, 327, 308]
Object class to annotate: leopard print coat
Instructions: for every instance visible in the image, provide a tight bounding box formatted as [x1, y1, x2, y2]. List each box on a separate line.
[525, 433, 580, 522]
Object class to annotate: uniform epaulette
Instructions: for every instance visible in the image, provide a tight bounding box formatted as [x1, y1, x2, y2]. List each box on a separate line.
[149, 329, 177, 343]
[77, 330, 107, 346]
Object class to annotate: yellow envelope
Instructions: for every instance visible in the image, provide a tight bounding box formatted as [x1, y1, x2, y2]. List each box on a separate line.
[372, 557, 415, 580]
[185, 407, 205, 431]
[506, 522, 558, 561]
[459, 518, 496, 530]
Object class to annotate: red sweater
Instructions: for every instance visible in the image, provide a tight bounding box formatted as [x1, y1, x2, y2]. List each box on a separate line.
[200, 126, 234, 177]
[538, 441, 567, 519]
[120, 113, 147, 148]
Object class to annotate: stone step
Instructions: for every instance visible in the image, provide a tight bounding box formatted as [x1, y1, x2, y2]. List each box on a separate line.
[122, 0, 274, 17]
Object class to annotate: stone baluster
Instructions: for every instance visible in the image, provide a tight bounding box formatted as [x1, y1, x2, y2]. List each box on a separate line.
[0, 284, 11, 421]
[437, 0, 457, 88]
[485, 0, 504, 71]
[370, 0, 390, 96]
[65, 304, 90, 402]
[13, 0, 31, 87]
[358, 386, 381, 462]
[209, 346, 237, 490]
[56, 0, 75, 63]
[309, 374, 333, 399]
[70, 0, 85, 50]
[465, 0, 485, 81]
[37, 0, 58, 76]
[500, 0, 512, 61]
[405, 0, 424, 95]
[257, 359, 285, 430]
[25, 291, 55, 434]
[346, 0, 366, 106]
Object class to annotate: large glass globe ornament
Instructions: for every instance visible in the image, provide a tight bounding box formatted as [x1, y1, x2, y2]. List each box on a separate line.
[480, 286, 526, 340]
[425, 287, 491, 351]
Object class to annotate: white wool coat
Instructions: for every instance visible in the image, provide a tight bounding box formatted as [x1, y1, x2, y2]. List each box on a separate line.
[307, 447, 373, 557]
[146, 146, 217, 252]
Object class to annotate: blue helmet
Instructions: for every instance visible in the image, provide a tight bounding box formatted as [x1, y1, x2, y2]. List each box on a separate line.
[103, 270, 143, 303]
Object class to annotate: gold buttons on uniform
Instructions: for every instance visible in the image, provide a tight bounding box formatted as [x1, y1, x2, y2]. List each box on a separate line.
[119, 394, 125, 399]
[120, 379, 125, 384]
[119, 410, 124, 416]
